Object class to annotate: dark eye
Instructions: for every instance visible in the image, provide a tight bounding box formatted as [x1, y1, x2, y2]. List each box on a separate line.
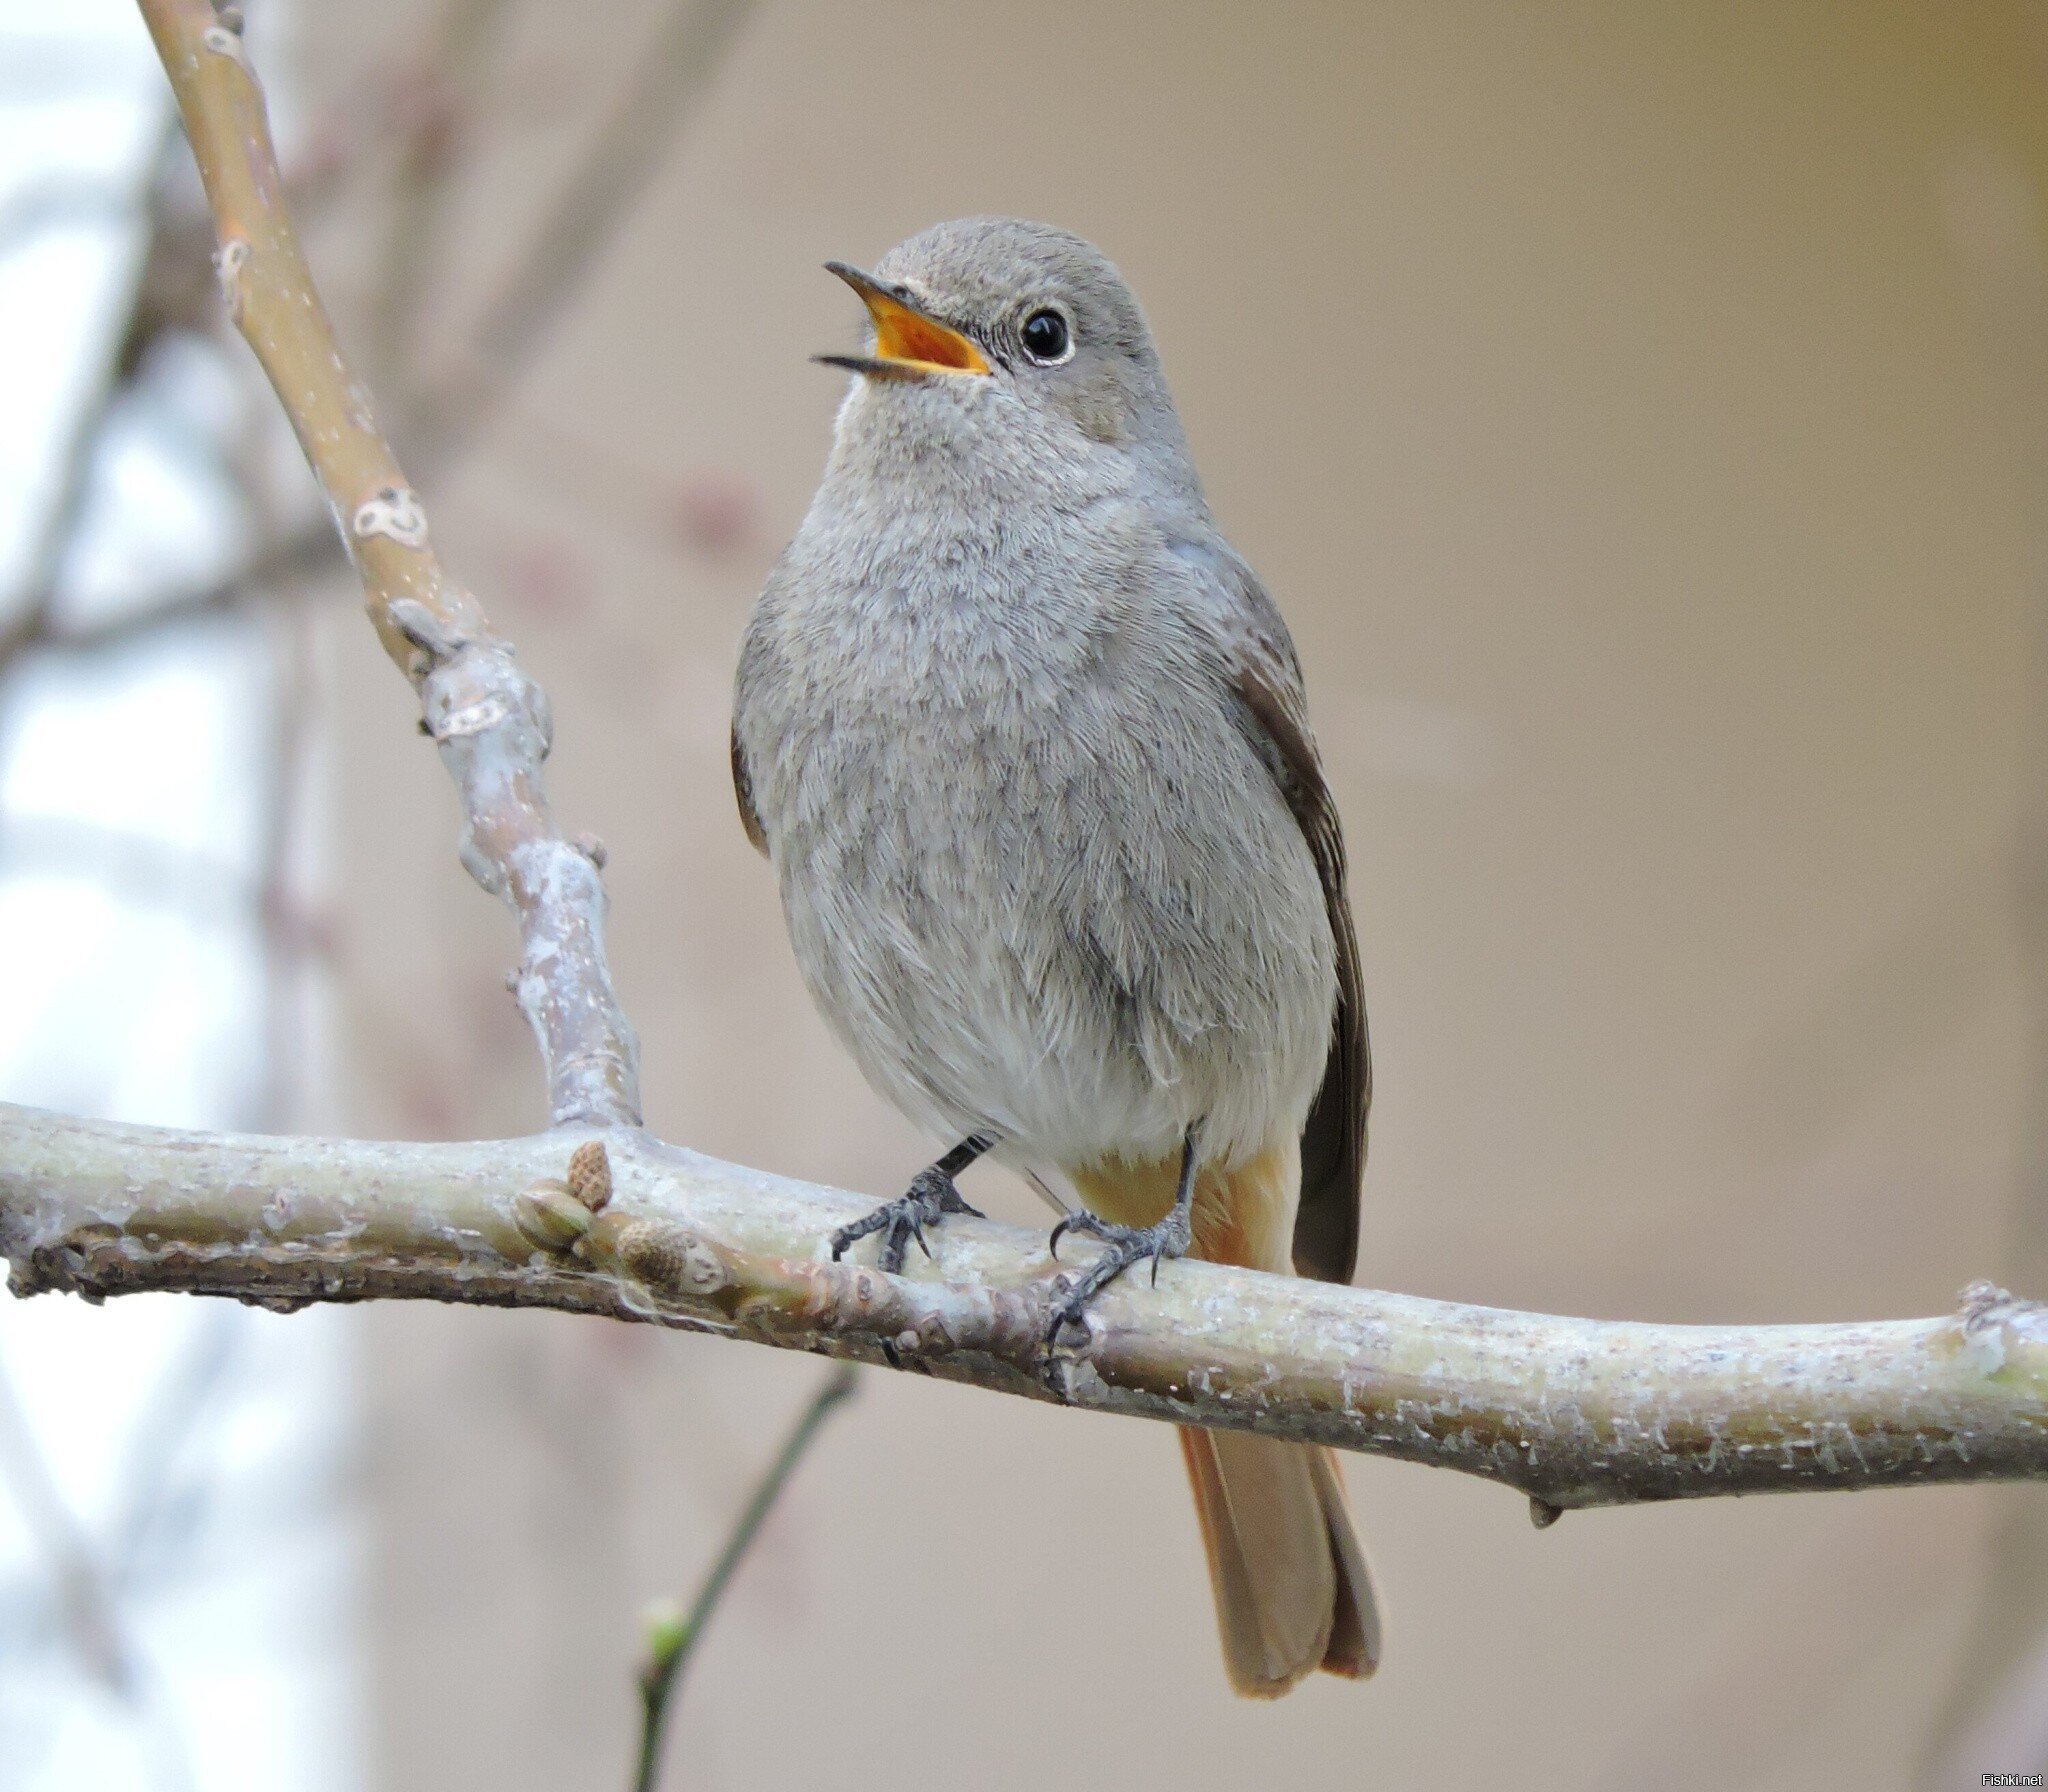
[1019, 307, 1072, 365]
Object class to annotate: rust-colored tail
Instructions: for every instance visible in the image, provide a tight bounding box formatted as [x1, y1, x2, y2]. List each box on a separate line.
[1070, 1142, 1382, 1697]
[1178, 1428, 1379, 1695]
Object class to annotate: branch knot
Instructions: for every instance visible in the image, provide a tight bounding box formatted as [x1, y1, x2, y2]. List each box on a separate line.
[352, 487, 430, 551]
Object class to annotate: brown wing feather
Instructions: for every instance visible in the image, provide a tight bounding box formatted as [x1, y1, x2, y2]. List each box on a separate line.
[1233, 665, 1368, 1284]
[730, 720, 767, 856]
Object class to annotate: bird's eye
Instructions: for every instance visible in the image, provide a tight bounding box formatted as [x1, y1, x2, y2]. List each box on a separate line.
[1019, 307, 1072, 365]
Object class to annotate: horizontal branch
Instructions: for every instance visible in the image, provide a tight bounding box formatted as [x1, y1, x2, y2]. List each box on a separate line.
[3, 1100, 2043, 1514]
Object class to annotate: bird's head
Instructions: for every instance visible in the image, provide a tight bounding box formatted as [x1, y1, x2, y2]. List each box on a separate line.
[815, 217, 1193, 484]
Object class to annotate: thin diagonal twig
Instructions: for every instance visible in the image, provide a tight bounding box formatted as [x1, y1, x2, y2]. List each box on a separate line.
[0, 112, 182, 662]
[632, 1363, 857, 1792]
[416, 0, 759, 457]
[138, 0, 639, 1126]
[363, 0, 515, 394]
[0, 1353, 131, 1695]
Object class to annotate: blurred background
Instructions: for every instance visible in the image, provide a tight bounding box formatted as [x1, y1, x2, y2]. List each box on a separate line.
[2, 0, 2047, 1786]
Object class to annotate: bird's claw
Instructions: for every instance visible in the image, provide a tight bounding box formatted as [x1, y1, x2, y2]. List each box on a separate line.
[1043, 1208, 1193, 1346]
[1046, 1209, 1114, 1260]
[830, 1165, 983, 1275]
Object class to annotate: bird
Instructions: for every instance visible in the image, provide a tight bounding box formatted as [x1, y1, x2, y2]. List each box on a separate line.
[730, 216, 1377, 1696]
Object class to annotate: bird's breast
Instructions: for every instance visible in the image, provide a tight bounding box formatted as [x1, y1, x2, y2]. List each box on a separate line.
[734, 497, 1335, 1171]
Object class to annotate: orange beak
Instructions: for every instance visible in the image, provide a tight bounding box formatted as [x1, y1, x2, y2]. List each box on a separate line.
[816, 262, 991, 379]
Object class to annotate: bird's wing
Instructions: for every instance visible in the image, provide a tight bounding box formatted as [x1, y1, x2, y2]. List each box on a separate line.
[1190, 539, 1366, 1285]
[730, 720, 768, 856]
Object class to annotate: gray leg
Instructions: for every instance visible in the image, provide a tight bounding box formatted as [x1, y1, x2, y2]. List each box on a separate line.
[1045, 1125, 1199, 1343]
[830, 1134, 993, 1273]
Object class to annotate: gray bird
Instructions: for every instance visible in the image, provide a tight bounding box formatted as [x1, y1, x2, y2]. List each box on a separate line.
[731, 217, 1377, 1696]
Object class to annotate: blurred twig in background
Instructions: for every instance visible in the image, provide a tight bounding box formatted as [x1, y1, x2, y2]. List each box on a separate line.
[417, 0, 758, 455]
[0, 1355, 136, 1697]
[633, 1363, 857, 1792]
[361, 0, 516, 393]
[0, 1340, 210, 1792]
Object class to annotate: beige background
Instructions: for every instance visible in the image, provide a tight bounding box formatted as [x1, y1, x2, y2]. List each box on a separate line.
[290, 3, 2048, 1785]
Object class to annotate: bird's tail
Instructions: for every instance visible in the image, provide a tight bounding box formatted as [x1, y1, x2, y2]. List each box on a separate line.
[1069, 1141, 1381, 1696]
[1177, 1427, 1379, 1696]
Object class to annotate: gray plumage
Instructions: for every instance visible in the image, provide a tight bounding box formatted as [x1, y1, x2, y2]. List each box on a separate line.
[732, 216, 1365, 1283]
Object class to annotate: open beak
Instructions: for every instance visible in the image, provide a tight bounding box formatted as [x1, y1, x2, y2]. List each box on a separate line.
[814, 262, 991, 379]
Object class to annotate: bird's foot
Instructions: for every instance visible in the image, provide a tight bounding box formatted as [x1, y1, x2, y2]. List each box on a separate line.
[830, 1166, 984, 1274]
[1044, 1205, 1193, 1344]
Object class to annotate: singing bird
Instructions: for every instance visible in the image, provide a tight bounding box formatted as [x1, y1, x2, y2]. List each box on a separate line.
[730, 217, 1377, 1695]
